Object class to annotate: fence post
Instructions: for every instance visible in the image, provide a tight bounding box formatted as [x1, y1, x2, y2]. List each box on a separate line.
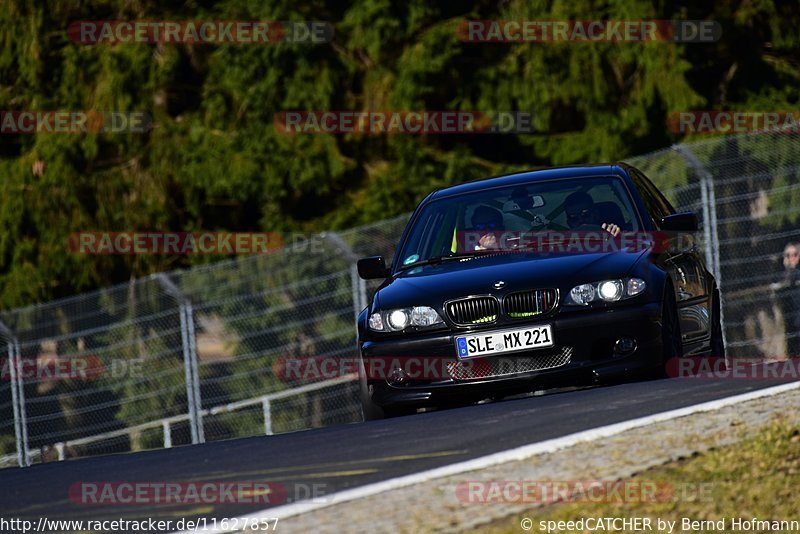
[262, 397, 273, 435]
[349, 266, 362, 330]
[0, 321, 30, 467]
[672, 144, 728, 352]
[358, 277, 367, 313]
[673, 144, 714, 270]
[162, 420, 172, 449]
[13, 339, 30, 466]
[322, 232, 368, 327]
[323, 231, 372, 422]
[184, 301, 204, 443]
[155, 274, 205, 445]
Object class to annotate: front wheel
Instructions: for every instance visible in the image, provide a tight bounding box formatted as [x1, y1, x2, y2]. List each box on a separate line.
[658, 285, 683, 377]
[709, 287, 726, 365]
[358, 358, 384, 421]
[360, 391, 385, 420]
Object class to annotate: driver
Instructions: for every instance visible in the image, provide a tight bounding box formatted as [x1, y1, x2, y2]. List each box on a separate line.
[470, 206, 504, 250]
[564, 191, 622, 237]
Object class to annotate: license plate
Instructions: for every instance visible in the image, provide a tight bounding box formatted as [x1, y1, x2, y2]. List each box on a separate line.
[455, 324, 554, 359]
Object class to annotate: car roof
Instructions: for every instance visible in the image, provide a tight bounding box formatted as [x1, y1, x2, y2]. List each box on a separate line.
[428, 163, 630, 200]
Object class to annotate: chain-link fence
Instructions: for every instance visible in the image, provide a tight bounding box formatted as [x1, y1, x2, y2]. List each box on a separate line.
[0, 214, 410, 468]
[627, 130, 800, 360]
[1, 130, 798, 468]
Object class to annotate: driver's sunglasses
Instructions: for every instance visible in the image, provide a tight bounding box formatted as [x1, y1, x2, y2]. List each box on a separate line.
[474, 222, 499, 230]
[566, 208, 592, 225]
[785, 251, 799, 258]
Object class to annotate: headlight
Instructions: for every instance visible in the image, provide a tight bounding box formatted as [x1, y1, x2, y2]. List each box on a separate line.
[388, 309, 410, 330]
[411, 306, 442, 326]
[626, 278, 646, 297]
[368, 312, 384, 330]
[566, 278, 646, 306]
[569, 284, 596, 306]
[369, 306, 444, 331]
[598, 280, 623, 301]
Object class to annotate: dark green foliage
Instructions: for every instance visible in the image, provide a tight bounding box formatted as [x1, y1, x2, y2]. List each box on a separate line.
[0, 0, 798, 307]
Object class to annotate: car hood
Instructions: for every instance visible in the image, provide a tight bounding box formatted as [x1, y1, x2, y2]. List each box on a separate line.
[375, 249, 648, 310]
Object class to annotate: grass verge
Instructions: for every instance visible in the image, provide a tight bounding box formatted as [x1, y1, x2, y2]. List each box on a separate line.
[484, 417, 800, 533]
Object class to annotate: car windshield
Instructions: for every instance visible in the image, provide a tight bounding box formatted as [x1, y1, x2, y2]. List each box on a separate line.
[397, 176, 641, 267]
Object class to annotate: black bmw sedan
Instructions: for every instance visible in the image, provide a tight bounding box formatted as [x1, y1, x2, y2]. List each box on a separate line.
[356, 163, 724, 417]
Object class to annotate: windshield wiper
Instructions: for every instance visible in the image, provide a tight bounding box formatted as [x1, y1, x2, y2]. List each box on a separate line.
[396, 252, 491, 272]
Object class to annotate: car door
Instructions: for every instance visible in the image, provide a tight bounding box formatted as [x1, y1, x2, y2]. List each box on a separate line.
[631, 169, 712, 349]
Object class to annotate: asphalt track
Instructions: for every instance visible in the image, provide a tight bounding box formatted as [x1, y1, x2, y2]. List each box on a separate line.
[1, 375, 797, 528]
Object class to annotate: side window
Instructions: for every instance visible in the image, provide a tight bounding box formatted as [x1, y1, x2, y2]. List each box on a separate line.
[631, 168, 672, 227]
[639, 169, 675, 214]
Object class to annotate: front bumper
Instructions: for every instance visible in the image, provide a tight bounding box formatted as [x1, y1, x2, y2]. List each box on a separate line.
[360, 301, 662, 409]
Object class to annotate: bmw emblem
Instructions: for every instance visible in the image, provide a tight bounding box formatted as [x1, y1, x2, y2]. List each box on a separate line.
[493, 281, 505, 289]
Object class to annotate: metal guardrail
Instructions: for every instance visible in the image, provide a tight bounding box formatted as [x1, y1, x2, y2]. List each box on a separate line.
[0, 374, 357, 465]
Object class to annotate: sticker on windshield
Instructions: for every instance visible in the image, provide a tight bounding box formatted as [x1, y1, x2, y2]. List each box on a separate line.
[403, 254, 420, 265]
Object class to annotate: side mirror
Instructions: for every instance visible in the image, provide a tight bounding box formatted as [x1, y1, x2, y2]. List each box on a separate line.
[357, 256, 389, 280]
[661, 212, 698, 232]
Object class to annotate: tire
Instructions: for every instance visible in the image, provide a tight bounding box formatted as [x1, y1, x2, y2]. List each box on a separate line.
[658, 284, 683, 378]
[358, 355, 421, 419]
[709, 286, 726, 366]
[360, 390, 385, 420]
[358, 358, 384, 421]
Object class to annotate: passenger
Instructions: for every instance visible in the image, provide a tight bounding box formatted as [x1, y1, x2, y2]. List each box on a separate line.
[564, 191, 622, 237]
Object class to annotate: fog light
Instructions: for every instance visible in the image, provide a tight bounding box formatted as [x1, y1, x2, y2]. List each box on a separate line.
[388, 366, 407, 385]
[614, 337, 637, 356]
